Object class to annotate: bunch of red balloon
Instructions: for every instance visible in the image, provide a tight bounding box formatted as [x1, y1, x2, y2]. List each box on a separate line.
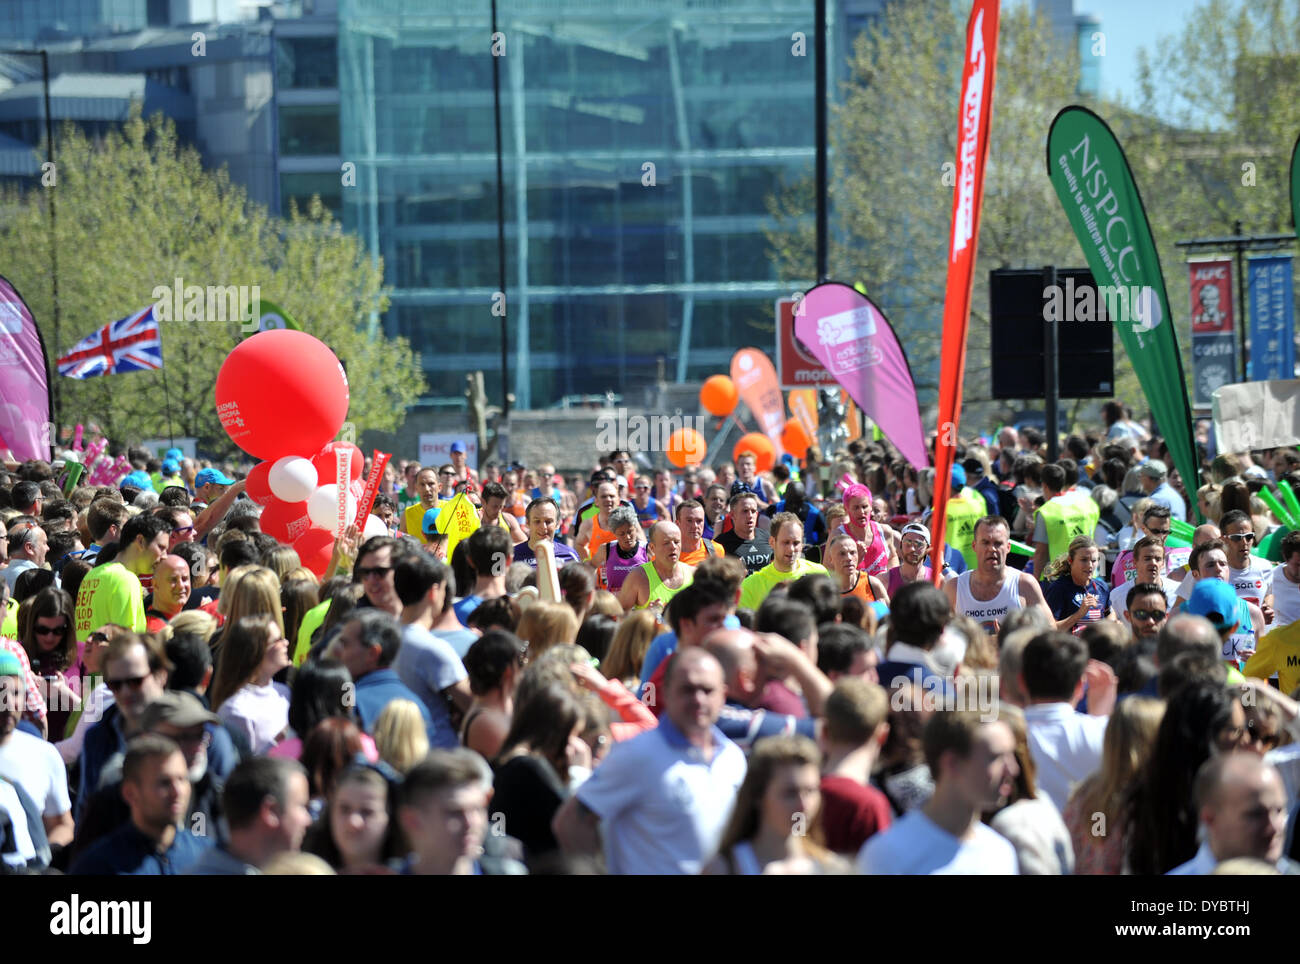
[214, 330, 386, 576]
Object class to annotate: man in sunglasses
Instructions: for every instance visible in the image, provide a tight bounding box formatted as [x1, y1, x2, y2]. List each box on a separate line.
[353, 536, 405, 618]
[75, 634, 170, 823]
[1120, 582, 1169, 641]
[1178, 511, 1275, 626]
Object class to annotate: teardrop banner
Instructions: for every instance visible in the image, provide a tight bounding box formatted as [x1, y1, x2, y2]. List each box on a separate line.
[1046, 105, 1198, 515]
[793, 282, 928, 471]
[0, 275, 53, 461]
[730, 348, 787, 451]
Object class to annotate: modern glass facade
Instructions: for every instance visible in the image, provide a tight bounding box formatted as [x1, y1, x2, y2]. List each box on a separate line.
[339, 0, 831, 409]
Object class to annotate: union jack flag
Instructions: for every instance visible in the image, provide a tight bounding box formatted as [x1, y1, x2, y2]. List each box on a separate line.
[56, 306, 164, 379]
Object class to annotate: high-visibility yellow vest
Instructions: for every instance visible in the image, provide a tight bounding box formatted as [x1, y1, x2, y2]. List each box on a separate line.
[1038, 491, 1099, 561]
[946, 487, 985, 570]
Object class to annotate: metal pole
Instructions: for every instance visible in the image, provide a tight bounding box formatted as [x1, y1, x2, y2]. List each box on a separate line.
[814, 0, 828, 283]
[41, 51, 60, 437]
[1234, 219, 1247, 381]
[491, 0, 510, 437]
[1043, 265, 1059, 463]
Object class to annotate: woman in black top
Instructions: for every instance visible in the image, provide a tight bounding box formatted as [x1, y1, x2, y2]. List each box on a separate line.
[490, 681, 589, 867]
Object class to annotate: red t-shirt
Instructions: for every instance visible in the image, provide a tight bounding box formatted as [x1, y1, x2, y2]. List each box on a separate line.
[819, 775, 892, 856]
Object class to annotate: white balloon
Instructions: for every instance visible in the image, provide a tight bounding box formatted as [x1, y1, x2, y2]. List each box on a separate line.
[307, 484, 357, 530]
[269, 456, 318, 503]
[363, 513, 388, 538]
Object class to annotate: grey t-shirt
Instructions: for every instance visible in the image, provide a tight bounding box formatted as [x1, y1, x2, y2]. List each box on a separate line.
[394, 623, 468, 749]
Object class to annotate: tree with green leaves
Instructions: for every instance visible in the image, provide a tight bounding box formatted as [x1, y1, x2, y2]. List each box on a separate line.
[770, 0, 1300, 434]
[0, 108, 424, 459]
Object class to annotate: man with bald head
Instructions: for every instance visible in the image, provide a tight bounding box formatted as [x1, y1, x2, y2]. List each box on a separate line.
[1169, 753, 1294, 874]
[553, 647, 746, 874]
[703, 627, 833, 750]
[617, 521, 694, 613]
[145, 555, 191, 631]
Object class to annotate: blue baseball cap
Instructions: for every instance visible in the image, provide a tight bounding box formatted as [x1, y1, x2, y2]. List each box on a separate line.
[450, 441, 467, 454]
[162, 459, 180, 475]
[165, 447, 183, 461]
[122, 470, 152, 491]
[951, 464, 967, 488]
[195, 467, 235, 487]
[0, 650, 22, 679]
[1184, 578, 1243, 632]
[422, 506, 441, 535]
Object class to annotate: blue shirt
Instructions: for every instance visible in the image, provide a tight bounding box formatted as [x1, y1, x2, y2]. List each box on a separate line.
[716, 701, 816, 751]
[354, 668, 437, 745]
[1148, 481, 1187, 523]
[393, 624, 467, 749]
[637, 614, 743, 694]
[453, 594, 484, 627]
[71, 822, 211, 875]
[1042, 575, 1111, 626]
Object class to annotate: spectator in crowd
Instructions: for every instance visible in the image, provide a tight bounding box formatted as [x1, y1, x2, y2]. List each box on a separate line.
[817, 678, 892, 856]
[393, 553, 472, 747]
[188, 757, 312, 875]
[331, 610, 436, 745]
[210, 615, 292, 755]
[304, 763, 406, 874]
[1064, 696, 1164, 875]
[0, 651, 72, 848]
[460, 630, 527, 761]
[553, 648, 746, 874]
[1169, 753, 1292, 874]
[70, 734, 211, 875]
[858, 710, 1019, 874]
[704, 735, 846, 874]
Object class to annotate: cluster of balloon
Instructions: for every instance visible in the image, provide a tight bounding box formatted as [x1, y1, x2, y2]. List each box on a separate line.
[215, 330, 386, 576]
[668, 374, 737, 469]
[697, 370, 809, 469]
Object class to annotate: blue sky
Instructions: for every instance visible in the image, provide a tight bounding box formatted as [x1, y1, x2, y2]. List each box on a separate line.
[1079, 0, 1200, 106]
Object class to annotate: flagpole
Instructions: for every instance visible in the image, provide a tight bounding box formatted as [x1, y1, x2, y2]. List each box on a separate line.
[159, 341, 175, 446]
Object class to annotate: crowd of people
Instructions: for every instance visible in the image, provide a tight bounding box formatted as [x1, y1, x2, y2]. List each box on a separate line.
[0, 403, 1298, 876]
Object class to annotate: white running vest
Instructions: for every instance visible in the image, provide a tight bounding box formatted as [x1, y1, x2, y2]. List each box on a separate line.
[955, 569, 1024, 634]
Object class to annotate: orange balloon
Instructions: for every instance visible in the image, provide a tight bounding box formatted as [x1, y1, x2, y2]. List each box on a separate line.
[733, 433, 776, 473]
[700, 374, 738, 417]
[781, 419, 811, 459]
[666, 427, 707, 468]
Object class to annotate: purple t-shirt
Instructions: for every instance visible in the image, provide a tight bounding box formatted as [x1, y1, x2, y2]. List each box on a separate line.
[886, 565, 932, 597]
[512, 541, 581, 570]
[605, 542, 649, 591]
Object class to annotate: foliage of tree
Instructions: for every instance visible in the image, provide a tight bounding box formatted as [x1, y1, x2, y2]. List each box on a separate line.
[0, 108, 424, 459]
[769, 0, 1300, 432]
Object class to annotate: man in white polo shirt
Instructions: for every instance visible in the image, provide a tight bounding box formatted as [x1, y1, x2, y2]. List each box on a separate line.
[552, 648, 746, 874]
[1019, 631, 1111, 813]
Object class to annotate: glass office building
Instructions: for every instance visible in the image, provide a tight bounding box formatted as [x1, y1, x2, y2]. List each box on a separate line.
[338, 0, 833, 409]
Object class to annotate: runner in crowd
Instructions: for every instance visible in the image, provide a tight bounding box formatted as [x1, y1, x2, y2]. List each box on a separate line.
[4, 407, 1300, 878]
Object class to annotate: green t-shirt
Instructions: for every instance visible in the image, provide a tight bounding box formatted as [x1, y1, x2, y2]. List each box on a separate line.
[74, 562, 145, 640]
[294, 599, 332, 666]
[738, 559, 829, 611]
[1, 596, 17, 638]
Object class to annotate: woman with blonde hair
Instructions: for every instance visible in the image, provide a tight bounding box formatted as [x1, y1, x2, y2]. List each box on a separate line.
[261, 545, 302, 584]
[515, 601, 579, 662]
[166, 609, 217, 647]
[281, 566, 320, 586]
[1040, 536, 1110, 636]
[601, 609, 656, 691]
[372, 698, 430, 774]
[1063, 696, 1164, 875]
[210, 614, 293, 754]
[1196, 483, 1222, 525]
[703, 735, 847, 875]
[213, 566, 284, 660]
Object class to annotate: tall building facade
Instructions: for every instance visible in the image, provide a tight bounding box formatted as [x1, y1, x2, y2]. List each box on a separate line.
[337, 0, 833, 410]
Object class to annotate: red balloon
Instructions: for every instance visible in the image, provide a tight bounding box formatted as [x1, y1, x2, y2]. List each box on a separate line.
[215, 330, 350, 461]
[293, 527, 335, 577]
[259, 497, 312, 544]
[313, 441, 365, 485]
[245, 461, 273, 506]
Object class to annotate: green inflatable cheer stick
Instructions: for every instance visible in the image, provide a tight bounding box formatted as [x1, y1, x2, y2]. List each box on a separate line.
[1279, 480, 1300, 526]
[1259, 487, 1298, 529]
